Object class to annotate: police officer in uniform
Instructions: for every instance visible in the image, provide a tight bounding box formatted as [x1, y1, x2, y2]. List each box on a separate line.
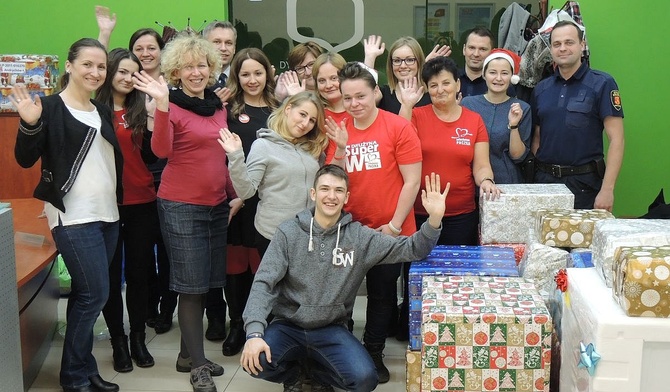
[531, 21, 624, 211]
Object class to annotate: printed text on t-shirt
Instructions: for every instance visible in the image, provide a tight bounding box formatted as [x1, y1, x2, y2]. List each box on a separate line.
[344, 141, 381, 172]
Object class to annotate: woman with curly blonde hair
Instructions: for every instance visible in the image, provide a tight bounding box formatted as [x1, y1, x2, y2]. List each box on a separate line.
[133, 34, 242, 392]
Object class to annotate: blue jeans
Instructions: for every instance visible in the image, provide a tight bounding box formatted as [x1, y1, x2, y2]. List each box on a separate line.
[158, 198, 229, 294]
[52, 220, 119, 389]
[252, 321, 378, 391]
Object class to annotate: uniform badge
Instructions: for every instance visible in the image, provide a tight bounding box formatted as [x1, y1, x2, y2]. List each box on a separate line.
[610, 90, 622, 111]
[238, 114, 250, 123]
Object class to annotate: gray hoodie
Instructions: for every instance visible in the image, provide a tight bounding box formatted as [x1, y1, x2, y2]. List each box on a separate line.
[243, 208, 441, 335]
[226, 128, 321, 240]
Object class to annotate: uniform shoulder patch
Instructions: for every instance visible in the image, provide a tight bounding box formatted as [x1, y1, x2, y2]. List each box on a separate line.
[610, 90, 622, 111]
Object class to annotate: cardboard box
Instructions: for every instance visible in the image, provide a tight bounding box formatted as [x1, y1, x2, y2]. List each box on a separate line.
[480, 184, 574, 244]
[591, 219, 670, 287]
[613, 245, 670, 317]
[421, 276, 551, 391]
[535, 209, 614, 248]
[560, 268, 670, 392]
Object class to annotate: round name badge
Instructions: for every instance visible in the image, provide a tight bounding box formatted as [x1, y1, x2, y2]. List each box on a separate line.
[238, 114, 250, 123]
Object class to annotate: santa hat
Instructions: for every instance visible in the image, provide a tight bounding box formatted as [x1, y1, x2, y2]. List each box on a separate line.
[483, 49, 521, 85]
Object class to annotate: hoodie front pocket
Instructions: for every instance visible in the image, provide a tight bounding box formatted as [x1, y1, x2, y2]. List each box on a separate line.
[289, 303, 347, 329]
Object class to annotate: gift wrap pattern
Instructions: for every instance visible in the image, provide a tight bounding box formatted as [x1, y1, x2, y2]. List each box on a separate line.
[408, 246, 519, 350]
[519, 230, 571, 297]
[561, 268, 670, 392]
[480, 184, 574, 244]
[421, 276, 551, 392]
[483, 243, 527, 265]
[535, 209, 614, 248]
[570, 249, 593, 269]
[592, 219, 670, 287]
[613, 245, 670, 317]
[407, 349, 422, 392]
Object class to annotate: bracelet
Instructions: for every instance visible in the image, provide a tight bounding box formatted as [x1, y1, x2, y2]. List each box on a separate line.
[388, 221, 402, 235]
[333, 153, 345, 160]
[481, 177, 495, 185]
[147, 115, 154, 119]
[246, 332, 264, 340]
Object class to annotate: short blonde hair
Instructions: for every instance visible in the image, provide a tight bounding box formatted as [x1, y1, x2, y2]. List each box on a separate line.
[160, 34, 221, 88]
[386, 37, 426, 92]
[267, 91, 327, 158]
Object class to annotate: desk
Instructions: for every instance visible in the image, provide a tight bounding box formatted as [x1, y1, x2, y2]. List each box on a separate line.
[0, 114, 41, 199]
[9, 198, 59, 390]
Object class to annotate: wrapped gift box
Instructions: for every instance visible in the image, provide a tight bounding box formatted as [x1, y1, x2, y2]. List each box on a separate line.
[570, 249, 594, 268]
[408, 246, 519, 350]
[592, 219, 670, 287]
[612, 245, 670, 317]
[421, 276, 551, 392]
[483, 243, 527, 265]
[406, 349, 422, 392]
[480, 184, 574, 244]
[535, 209, 614, 248]
[519, 229, 571, 297]
[560, 267, 670, 392]
[0, 54, 59, 112]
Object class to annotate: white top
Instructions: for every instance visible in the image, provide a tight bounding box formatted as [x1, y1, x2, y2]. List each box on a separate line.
[45, 105, 119, 229]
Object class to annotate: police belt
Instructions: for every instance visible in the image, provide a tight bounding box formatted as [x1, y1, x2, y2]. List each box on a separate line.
[536, 161, 597, 178]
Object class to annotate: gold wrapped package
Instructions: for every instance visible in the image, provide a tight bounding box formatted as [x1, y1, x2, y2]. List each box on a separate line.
[535, 209, 614, 248]
[613, 245, 670, 317]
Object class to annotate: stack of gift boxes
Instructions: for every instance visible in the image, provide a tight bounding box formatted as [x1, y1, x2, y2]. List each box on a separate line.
[405, 183, 670, 391]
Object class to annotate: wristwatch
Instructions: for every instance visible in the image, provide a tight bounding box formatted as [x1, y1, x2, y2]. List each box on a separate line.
[246, 332, 264, 340]
[508, 123, 519, 130]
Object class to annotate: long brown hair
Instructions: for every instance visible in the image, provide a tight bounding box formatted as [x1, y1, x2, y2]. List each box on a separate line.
[96, 48, 147, 148]
[227, 48, 278, 118]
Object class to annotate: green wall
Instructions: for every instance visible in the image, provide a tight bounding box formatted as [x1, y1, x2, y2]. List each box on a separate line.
[0, 1, 227, 69]
[549, 1, 670, 216]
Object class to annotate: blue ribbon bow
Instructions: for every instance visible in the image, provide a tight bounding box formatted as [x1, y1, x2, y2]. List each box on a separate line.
[577, 342, 601, 376]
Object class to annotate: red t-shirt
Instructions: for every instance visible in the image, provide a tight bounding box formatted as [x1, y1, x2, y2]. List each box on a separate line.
[411, 105, 489, 217]
[113, 109, 156, 205]
[326, 109, 422, 234]
[325, 108, 351, 128]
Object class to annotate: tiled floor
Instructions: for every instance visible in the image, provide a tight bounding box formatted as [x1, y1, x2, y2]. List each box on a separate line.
[28, 295, 408, 392]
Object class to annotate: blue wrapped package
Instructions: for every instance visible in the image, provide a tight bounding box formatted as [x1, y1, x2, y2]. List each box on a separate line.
[570, 250, 593, 268]
[407, 245, 519, 350]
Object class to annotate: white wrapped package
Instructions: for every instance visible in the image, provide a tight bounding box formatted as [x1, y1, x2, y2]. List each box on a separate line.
[591, 219, 670, 287]
[480, 184, 575, 244]
[519, 229, 571, 299]
[560, 267, 670, 392]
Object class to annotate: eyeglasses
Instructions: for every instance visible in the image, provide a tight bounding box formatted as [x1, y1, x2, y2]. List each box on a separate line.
[391, 57, 417, 66]
[294, 61, 315, 75]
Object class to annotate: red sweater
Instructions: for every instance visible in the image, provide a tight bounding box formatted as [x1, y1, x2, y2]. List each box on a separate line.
[114, 109, 156, 205]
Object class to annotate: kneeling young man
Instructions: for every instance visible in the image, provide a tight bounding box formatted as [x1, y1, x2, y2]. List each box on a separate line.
[241, 164, 449, 391]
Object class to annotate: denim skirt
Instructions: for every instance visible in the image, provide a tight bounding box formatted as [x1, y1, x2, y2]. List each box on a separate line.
[157, 198, 229, 294]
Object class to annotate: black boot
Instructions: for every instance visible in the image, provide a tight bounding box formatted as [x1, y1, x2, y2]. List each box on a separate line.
[222, 271, 252, 356]
[129, 331, 155, 367]
[365, 343, 390, 383]
[110, 335, 133, 373]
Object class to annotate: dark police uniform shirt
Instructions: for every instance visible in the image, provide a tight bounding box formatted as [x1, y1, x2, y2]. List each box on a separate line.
[459, 69, 488, 98]
[531, 61, 623, 166]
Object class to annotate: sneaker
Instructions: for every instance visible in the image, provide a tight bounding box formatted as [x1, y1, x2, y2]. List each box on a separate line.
[311, 381, 335, 392]
[190, 364, 217, 392]
[176, 354, 224, 377]
[282, 377, 303, 392]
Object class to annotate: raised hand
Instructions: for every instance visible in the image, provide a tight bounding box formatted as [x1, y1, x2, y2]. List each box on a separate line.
[281, 70, 305, 97]
[421, 173, 450, 226]
[214, 86, 232, 105]
[95, 5, 116, 33]
[508, 102, 522, 128]
[133, 71, 169, 111]
[324, 116, 348, 150]
[363, 35, 385, 67]
[426, 44, 451, 61]
[398, 77, 424, 107]
[217, 128, 243, 153]
[9, 85, 42, 125]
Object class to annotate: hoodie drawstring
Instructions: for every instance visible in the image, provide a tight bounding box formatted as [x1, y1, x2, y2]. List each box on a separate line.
[308, 217, 314, 252]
